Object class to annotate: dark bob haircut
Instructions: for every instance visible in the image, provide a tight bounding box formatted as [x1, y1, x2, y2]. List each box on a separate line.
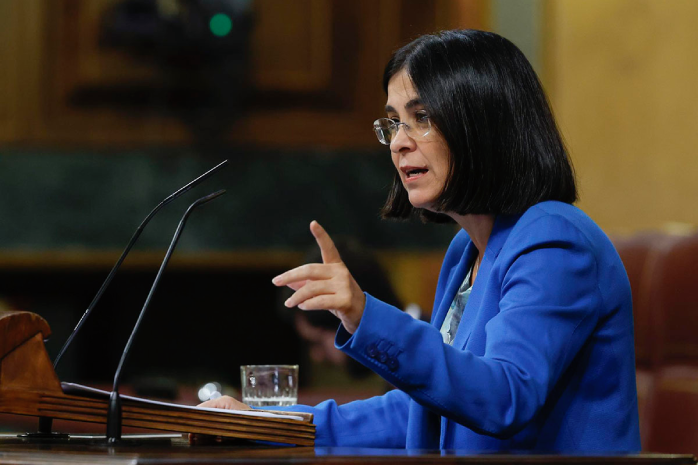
[380, 30, 577, 223]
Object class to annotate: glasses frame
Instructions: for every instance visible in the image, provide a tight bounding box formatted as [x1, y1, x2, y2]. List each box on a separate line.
[372, 117, 432, 146]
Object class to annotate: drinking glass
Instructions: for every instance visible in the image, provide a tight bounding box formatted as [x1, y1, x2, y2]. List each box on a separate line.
[240, 365, 298, 407]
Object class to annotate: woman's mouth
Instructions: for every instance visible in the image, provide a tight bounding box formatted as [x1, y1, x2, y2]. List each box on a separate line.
[402, 166, 429, 183]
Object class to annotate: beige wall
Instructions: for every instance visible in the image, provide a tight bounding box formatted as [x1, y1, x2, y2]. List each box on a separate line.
[544, 0, 698, 235]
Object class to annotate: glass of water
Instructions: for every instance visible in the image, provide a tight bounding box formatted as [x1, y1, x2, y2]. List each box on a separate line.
[240, 365, 298, 407]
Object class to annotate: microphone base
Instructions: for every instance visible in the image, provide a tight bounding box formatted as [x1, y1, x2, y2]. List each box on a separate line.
[106, 390, 122, 443]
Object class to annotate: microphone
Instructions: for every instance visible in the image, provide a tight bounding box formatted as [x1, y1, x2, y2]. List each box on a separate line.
[52, 160, 228, 370]
[106, 189, 226, 443]
[31, 161, 227, 438]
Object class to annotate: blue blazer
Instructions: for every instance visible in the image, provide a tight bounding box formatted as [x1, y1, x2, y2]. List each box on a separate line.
[286, 201, 641, 452]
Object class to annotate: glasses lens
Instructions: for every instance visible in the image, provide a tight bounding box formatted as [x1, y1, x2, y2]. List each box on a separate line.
[373, 119, 394, 145]
[406, 111, 431, 139]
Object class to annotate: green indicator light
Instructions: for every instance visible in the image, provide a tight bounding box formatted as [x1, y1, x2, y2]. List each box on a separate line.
[209, 13, 232, 37]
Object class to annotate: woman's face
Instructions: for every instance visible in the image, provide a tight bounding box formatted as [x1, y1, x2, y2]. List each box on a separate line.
[386, 69, 450, 212]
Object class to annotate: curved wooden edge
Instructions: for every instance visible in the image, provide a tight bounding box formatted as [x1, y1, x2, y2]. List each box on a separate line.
[0, 389, 315, 446]
[0, 310, 51, 361]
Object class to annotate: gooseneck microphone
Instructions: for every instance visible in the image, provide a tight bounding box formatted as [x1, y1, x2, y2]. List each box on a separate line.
[106, 189, 226, 443]
[52, 160, 228, 370]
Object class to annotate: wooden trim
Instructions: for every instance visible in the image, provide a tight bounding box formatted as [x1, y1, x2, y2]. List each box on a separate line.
[0, 0, 493, 149]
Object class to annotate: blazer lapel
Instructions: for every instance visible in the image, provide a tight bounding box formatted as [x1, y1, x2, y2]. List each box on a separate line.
[451, 214, 520, 349]
[432, 240, 478, 330]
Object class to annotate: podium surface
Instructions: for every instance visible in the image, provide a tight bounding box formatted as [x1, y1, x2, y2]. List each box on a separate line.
[0, 436, 696, 465]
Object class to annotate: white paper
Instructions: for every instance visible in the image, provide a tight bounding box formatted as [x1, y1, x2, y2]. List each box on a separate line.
[61, 383, 305, 422]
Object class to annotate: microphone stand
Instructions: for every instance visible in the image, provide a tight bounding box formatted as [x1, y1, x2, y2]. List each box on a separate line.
[34, 160, 228, 437]
[106, 190, 226, 443]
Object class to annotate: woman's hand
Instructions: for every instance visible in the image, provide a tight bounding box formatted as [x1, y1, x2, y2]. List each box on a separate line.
[273, 221, 366, 334]
[188, 396, 251, 444]
[198, 396, 251, 411]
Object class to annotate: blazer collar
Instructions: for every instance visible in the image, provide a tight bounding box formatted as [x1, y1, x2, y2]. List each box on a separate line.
[483, 213, 520, 261]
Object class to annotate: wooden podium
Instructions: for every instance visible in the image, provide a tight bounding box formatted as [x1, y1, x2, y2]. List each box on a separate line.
[0, 309, 315, 446]
[1, 309, 696, 465]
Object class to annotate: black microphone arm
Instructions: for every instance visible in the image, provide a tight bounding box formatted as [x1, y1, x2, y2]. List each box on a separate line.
[106, 189, 226, 443]
[52, 160, 228, 369]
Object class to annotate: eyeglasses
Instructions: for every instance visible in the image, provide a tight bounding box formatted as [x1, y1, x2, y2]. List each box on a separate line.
[372, 112, 432, 145]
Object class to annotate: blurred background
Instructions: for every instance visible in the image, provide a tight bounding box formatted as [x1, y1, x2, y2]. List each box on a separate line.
[0, 0, 697, 452]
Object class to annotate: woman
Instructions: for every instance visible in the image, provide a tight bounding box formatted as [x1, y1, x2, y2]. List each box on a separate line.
[201, 30, 641, 452]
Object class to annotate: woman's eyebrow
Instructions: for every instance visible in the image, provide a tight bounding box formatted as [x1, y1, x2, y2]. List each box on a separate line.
[384, 99, 423, 113]
[404, 98, 423, 110]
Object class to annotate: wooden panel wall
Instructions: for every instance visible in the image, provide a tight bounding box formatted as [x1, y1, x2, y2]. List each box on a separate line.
[0, 0, 42, 143]
[251, 0, 332, 91]
[544, 0, 698, 234]
[0, 0, 487, 316]
[0, 1, 18, 141]
[0, 0, 487, 148]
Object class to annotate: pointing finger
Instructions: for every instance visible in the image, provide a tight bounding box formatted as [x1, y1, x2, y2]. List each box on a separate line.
[287, 280, 307, 291]
[272, 263, 334, 287]
[310, 221, 342, 264]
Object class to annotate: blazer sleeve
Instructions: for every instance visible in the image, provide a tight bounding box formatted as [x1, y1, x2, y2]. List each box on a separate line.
[335, 215, 603, 438]
[271, 388, 411, 447]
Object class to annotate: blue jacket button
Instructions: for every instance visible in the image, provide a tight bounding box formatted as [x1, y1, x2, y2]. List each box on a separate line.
[366, 343, 378, 359]
[387, 357, 399, 371]
[378, 352, 388, 363]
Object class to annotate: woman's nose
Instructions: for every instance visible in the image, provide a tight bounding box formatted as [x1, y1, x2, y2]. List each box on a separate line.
[390, 125, 417, 153]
